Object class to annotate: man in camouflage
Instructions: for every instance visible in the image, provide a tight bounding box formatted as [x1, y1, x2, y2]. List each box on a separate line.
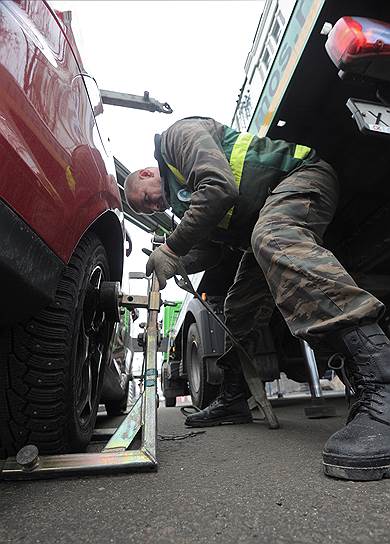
[125, 116, 390, 481]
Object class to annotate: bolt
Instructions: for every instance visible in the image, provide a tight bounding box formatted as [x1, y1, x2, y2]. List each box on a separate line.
[16, 445, 40, 471]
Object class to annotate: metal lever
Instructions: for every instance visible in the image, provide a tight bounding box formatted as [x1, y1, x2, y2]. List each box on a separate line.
[173, 264, 279, 429]
[100, 89, 173, 114]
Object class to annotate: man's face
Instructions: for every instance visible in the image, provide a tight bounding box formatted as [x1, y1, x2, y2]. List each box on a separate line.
[128, 168, 168, 214]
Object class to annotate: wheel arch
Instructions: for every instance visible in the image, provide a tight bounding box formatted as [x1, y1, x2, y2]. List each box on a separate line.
[88, 210, 124, 282]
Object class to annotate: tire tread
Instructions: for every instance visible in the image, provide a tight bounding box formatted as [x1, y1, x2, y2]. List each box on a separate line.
[0, 232, 109, 458]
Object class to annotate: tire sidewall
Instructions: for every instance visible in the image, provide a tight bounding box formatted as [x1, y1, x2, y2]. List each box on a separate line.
[186, 322, 204, 408]
[68, 234, 111, 449]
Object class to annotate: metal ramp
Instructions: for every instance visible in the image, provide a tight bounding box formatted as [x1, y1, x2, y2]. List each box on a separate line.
[1, 271, 161, 480]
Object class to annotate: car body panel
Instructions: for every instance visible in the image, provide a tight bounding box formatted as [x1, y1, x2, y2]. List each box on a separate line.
[0, 0, 122, 263]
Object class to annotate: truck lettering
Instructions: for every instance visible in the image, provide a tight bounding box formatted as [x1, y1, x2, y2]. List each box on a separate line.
[257, 95, 271, 129]
[250, 0, 324, 136]
[279, 43, 292, 72]
[269, 70, 280, 95]
[295, 0, 306, 28]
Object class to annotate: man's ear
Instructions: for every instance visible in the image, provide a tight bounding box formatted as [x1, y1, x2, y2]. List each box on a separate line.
[139, 168, 154, 179]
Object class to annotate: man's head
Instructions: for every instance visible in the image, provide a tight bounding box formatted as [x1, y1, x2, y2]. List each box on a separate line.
[124, 167, 169, 215]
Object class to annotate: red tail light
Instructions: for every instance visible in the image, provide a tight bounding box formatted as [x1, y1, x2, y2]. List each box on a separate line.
[325, 16, 390, 82]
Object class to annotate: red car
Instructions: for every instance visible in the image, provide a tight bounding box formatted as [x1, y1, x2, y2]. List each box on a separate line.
[0, 1, 127, 456]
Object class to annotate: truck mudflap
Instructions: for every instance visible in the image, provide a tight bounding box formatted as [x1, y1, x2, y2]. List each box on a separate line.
[204, 355, 223, 386]
[183, 298, 226, 384]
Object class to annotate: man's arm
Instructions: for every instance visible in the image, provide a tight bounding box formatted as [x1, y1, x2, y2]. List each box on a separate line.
[163, 118, 239, 256]
[181, 240, 224, 274]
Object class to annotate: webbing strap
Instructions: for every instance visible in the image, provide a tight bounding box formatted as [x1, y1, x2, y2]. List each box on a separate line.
[294, 144, 311, 160]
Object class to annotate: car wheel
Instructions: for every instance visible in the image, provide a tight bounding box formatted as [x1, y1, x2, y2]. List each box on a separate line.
[0, 232, 113, 457]
[185, 322, 219, 409]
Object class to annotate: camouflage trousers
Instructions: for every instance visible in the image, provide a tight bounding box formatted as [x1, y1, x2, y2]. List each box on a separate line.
[224, 159, 385, 352]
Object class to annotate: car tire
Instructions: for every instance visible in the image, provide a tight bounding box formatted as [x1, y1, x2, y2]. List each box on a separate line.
[185, 322, 219, 409]
[0, 232, 113, 457]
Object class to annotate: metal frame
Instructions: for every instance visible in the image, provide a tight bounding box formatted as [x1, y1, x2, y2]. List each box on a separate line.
[100, 89, 172, 114]
[300, 340, 337, 418]
[1, 274, 161, 481]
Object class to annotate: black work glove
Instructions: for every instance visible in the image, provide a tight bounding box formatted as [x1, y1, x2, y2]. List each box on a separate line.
[145, 243, 181, 289]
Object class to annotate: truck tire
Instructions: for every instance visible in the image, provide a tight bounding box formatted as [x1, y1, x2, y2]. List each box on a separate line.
[0, 232, 112, 457]
[186, 322, 219, 409]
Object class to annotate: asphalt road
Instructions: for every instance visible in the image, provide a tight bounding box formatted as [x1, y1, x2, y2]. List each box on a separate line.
[1, 398, 390, 544]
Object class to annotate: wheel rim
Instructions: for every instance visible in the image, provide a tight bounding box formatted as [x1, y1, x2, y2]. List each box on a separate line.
[75, 265, 108, 427]
[189, 337, 201, 393]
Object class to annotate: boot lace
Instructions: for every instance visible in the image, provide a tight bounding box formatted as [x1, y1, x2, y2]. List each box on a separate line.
[328, 353, 385, 422]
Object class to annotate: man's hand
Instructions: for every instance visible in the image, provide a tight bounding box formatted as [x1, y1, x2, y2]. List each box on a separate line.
[145, 243, 181, 289]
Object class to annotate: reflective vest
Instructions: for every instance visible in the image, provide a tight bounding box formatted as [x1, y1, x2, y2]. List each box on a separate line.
[159, 125, 315, 235]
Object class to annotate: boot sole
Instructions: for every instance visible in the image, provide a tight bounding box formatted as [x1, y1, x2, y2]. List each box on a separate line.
[185, 415, 253, 428]
[323, 455, 390, 481]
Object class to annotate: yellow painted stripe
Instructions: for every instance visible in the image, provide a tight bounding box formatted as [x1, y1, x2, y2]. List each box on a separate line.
[167, 163, 185, 185]
[229, 133, 254, 186]
[294, 144, 311, 160]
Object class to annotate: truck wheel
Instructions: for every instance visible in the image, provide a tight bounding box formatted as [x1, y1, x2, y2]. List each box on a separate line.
[186, 323, 219, 409]
[0, 232, 112, 457]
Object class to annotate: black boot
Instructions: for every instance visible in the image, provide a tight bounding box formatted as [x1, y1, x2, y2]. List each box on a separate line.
[185, 369, 252, 427]
[323, 324, 390, 481]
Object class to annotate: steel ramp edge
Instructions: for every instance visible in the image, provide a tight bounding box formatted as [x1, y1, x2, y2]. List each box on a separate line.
[1, 448, 157, 480]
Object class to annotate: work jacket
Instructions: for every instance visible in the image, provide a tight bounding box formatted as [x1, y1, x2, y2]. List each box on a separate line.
[154, 116, 318, 256]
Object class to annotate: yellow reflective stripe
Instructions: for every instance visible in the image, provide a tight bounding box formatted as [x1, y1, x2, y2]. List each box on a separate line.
[294, 144, 311, 160]
[167, 134, 254, 230]
[167, 163, 186, 185]
[229, 133, 254, 185]
[218, 133, 254, 229]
